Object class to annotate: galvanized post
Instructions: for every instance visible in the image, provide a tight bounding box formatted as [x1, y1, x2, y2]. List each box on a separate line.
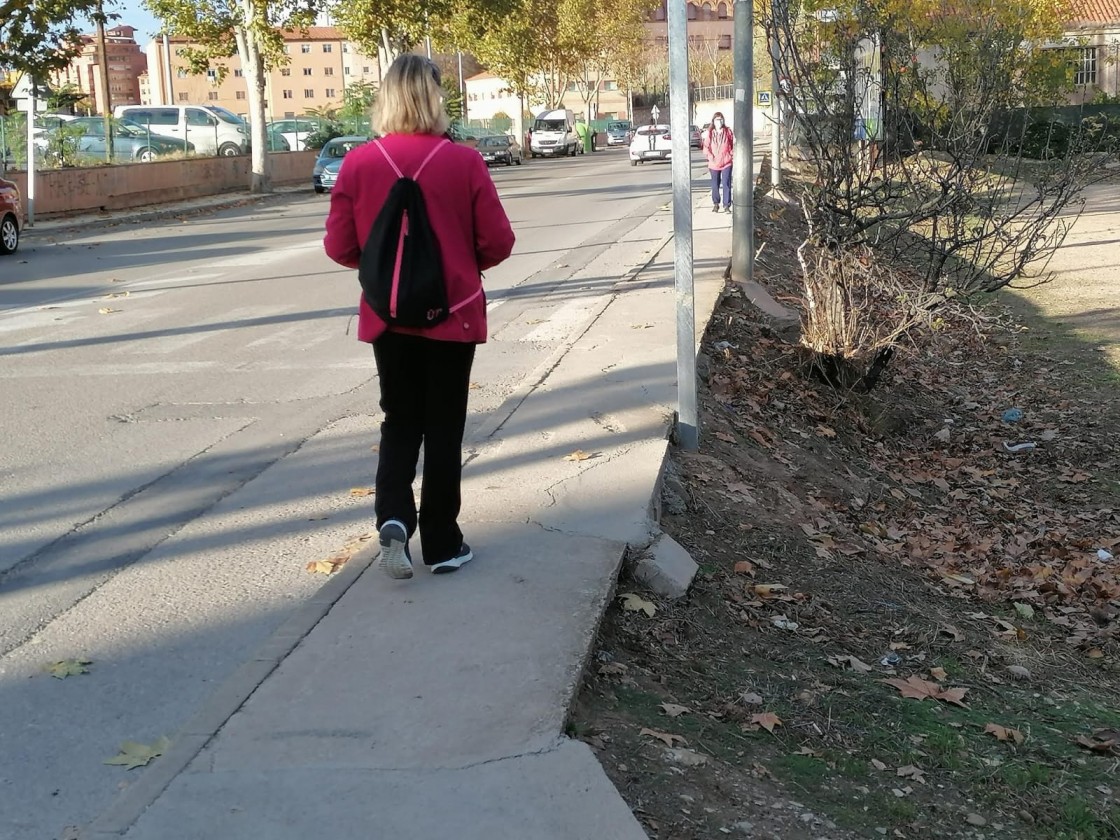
[669, 0, 698, 451]
[730, 0, 754, 284]
[26, 80, 36, 226]
[770, 1, 781, 190]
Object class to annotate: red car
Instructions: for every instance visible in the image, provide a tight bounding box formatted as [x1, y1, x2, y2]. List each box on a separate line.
[0, 178, 22, 255]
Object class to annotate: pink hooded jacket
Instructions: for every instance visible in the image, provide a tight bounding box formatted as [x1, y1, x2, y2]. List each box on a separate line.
[324, 132, 515, 344]
[702, 124, 734, 171]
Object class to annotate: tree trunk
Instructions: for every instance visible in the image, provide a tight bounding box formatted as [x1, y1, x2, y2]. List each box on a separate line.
[235, 0, 271, 193]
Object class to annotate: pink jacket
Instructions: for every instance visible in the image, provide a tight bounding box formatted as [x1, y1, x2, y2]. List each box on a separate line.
[702, 127, 734, 171]
[324, 133, 515, 344]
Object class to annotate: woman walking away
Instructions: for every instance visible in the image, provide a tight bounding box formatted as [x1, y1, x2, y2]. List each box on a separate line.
[324, 54, 515, 580]
[702, 111, 734, 213]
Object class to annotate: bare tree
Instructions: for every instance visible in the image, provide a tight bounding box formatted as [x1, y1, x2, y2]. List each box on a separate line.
[760, 0, 1118, 390]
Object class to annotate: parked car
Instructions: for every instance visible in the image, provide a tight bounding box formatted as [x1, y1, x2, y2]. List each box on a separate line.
[268, 118, 324, 152]
[629, 124, 672, 165]
[476, 134, 523, 166]
[312, 135, 369, 193]
[114, 104, 250, 157]
[266, 128, 291, 152]
[64, 117, 189, 162]
[690, 124, 702, 148]
[0, 178, 22, 256]
[606, 120, 632, 147]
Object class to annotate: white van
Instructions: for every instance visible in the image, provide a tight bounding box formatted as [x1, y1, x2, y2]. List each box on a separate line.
[113, 104, 250, 157]
[530, 109, 579, 158]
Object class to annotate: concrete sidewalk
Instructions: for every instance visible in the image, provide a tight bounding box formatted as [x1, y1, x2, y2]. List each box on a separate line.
[85, 203, 733, 839]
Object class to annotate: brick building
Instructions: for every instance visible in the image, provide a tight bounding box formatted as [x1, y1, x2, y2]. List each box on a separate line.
[143, 27, 381, 120]
[49, 25, 148, 115]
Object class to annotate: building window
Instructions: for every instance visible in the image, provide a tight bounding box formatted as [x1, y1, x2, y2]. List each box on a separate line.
[566, 81, 579, 92]
[301, 43, 311, 53]
[176, 68, 187, 78]
[717, 2, 728, 17]
[234, 68, 243, 77]
[325, 88, 335, 97]
[1071, 46, 1098, 85]
[281, 68, 291, 76]
[303, 67, 313, 75]
[235, 90, 246, 99]
[208, 91, 218, 100]
[344, 66, 351, 75]
[304, 88, 314, 97]
[602, 80, 618, 91]
[283, 89, 293, 99]
[284, 110, 295, 118]
[324, 67, 334, 76]
[342, 43, 350, 53]
[323, 43, 333, 52]
[283, 45, 289, 54]
[718, 34, 732, 49]
[206, 68, 217, 81]
[362, 66, 370, 74]
[178, 92, 189, 101]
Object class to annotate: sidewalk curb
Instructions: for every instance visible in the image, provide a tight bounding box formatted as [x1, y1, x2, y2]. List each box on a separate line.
[87, 544, 375, 837]
[24, 185, 313, 237]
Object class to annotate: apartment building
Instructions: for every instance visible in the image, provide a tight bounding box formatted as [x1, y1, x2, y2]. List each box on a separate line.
[49, 25, 148, 115]
[465, 72, 629, 121]
[143, 27, 381, 120]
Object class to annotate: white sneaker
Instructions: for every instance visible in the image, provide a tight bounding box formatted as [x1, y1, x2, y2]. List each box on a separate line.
[379, 520, 413, 580]
[430, 543, 473, 575]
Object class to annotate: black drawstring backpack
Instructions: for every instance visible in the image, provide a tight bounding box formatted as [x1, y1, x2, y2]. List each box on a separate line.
[358, 140, 461, 328]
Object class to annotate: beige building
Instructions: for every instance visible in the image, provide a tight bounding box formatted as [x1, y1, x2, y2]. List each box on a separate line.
[1058, 0, 1120, 103]
[464, 72, 628, 122]
[49, 25, 148, 115]
[143, 27, 381, 120]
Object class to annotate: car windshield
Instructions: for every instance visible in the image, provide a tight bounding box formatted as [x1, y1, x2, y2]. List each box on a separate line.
[322, 140, 363, 159]
[209, 106, 245, 125]
[607, 121, 630, 131]
[534, 119, 566, 132]
[479, 137, 506, 148]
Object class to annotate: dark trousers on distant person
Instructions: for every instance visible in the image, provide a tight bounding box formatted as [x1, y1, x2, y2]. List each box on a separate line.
[372, 331, 475, 566]
[710, 166, 732, 209]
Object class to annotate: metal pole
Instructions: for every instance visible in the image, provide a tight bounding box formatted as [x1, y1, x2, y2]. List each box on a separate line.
[458, 50, 467, 123]
[770, 4, 781, 190]
[26, 79, 36, 226]
[668, 0, 698, 451]
[730, 0, 754, 285]
[96, 0, 113, 163]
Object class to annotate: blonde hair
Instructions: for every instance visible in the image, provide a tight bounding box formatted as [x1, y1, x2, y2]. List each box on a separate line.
[373, 54, 450, 136]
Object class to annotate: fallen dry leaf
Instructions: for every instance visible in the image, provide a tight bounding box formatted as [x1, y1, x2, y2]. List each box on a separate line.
[1076, 730, 1120, 754]
[98, 307, 121, 315]
[305, 558, 346, 575]
[930, 666, 949, 682]
[349, 487, 375, 497]
[714, 431, 737, 443]
[598, 662, 628, 676]
[883, 675, 969, 707]
[619, 592, 656, 618]
[46, 659, 91, 679]
[871, 758, 888, 771]
[984, 723, 1026, 745]
[827, 655, 874, 674]
[659, 703, 691, 718]
[896, 764, 926, 784]
[751, 711, 783, 733]
[640, 728, 686, 748]
[563, 449, 595, 462]
[104, 736, 171, 770]
[752, 583, 788, 598]
[733, 560, 755, 576]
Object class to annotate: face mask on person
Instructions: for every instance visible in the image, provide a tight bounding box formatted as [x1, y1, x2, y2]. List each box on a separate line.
[714, 119, 724, 129]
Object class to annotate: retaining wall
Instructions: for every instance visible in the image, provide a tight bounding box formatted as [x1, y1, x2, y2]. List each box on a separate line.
[6, 151, 317, 218]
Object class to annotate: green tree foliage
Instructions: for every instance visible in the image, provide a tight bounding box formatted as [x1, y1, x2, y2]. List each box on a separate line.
[144, 0, 316, 192]
[0, 0, 105, 80]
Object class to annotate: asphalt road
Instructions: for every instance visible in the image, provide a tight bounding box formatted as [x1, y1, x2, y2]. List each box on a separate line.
[0, 148, 700, 838]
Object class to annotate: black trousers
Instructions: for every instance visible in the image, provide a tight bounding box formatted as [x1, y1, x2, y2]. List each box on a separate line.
[372, 331, 476, 565]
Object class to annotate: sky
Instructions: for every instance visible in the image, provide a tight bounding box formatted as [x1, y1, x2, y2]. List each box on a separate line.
[108, 1, 163, 44]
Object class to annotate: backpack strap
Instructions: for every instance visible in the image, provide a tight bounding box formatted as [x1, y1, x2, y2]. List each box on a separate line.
[373, 139, 447, 181]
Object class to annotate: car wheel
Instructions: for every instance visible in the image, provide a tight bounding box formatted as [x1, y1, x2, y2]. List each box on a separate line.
[631, 159, 637, 166]
[314, 186, 326, 194]
[218, 143, 241, 157]
[136, 147, 155, 162]
[0, 213, 18, 255]
[515, 155, 522, 165]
